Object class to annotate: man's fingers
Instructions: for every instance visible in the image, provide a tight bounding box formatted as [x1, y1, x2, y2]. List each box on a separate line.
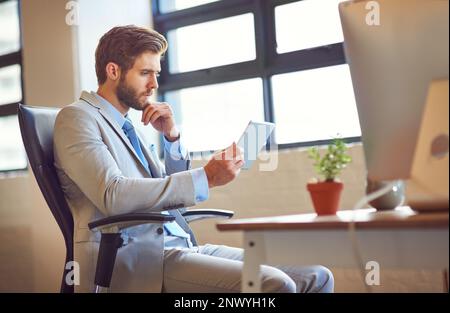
[142, 106, 167, 125]
[226, 142, 244, 160]
[143, 110, 156, 125]
[152, 107, 173, 123]
[142, 105, 156, 123]
[231, 142, 238, 157]
[232, 143, 244, 159]
[215, 143, 244, 162]
[149, 111, 163, 124]
[236, 146, 244, 160]
[142, 103, 168, 121]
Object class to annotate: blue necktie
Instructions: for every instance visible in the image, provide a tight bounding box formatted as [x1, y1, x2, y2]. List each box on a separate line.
[122, 118, 188, 240]
[122, 118, 150, 174]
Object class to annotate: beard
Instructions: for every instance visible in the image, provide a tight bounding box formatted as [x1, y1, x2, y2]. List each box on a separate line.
[116, 77, 148, 111]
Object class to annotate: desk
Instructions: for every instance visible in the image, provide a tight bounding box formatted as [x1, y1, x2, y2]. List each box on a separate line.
[216, 207, 449, 292]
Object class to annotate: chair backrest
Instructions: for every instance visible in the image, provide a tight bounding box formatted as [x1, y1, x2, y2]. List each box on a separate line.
[18, 104, 74, 293]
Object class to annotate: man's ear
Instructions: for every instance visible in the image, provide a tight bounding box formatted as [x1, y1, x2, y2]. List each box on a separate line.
[105, 62, 121, 81]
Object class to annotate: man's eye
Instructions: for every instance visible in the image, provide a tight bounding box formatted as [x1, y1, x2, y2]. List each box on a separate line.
[141, 72, 160, 77]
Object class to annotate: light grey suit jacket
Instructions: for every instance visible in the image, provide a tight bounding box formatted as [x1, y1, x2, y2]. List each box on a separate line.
[54, 91, 198, 292]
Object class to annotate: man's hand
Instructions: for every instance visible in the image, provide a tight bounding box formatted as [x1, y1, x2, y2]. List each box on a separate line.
[141, 102, 179, 142]
[203, 142, 244, 188]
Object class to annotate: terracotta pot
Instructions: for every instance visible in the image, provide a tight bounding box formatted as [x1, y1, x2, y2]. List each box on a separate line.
[307, 181, 343, 215]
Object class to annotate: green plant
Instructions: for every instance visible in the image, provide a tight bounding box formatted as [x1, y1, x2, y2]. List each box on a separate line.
[307, 138, 352, 182]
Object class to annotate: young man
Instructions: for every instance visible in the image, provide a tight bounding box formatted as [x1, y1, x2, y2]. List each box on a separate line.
[53, 25, 334, 293]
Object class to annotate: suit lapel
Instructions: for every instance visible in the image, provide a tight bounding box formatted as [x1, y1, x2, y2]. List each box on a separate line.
[79, 91, 160, 177]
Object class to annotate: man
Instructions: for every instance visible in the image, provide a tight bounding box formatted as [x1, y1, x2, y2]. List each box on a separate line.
[54, 25, 334, 293]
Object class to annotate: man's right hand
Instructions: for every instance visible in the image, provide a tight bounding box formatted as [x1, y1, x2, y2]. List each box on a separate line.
[203, 142, 244, 188]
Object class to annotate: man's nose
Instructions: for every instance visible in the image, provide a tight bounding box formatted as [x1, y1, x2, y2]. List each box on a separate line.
[148, 76, 158, 89]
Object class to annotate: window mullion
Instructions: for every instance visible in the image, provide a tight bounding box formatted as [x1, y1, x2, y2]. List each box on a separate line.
[254, 0, 277, 70]
[270, 43, 346, 75]
[155, 0, 253, 31]
[0, 103, 19, 116]
[254, 0, 276, 149]
[158, 60, 260, 92]
[0, 51, 22, 68]
[151, 0, 160, 16]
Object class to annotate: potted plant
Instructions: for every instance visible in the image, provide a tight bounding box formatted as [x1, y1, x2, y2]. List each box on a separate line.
[307, 138, 352, 215]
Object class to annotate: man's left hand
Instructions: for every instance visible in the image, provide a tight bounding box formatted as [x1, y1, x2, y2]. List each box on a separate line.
[141, 102, 180, 142]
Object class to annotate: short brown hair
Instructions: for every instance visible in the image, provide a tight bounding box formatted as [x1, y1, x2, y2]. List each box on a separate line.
[95, 25, 168, 85]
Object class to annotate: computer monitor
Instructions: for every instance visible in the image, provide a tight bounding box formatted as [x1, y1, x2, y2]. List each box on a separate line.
[339, 0, 449, 211]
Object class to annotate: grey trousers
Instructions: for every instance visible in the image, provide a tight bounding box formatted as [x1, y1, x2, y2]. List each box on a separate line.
[162, 244, 334, 293]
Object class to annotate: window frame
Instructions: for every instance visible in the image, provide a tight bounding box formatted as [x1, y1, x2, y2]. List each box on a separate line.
[152, 0, 361, 152]
[0, 0, 26, 173]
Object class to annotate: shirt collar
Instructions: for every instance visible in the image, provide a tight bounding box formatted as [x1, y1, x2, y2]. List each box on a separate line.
[92, 92, 128, 129]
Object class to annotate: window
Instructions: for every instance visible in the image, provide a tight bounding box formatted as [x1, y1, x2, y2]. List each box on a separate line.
[153, 0, 361, 152]
[0, 0, 25, 173]
[272, 64, 360, 144]
[159, 0, 220, 14]
[167, 13, 256, 73]
[165, 78, 264, 151]
[275, 0, 344, 53]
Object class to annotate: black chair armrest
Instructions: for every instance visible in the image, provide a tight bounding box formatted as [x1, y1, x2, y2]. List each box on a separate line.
[88, 212, 174, 291]
[88, 212, 175, 233]
[182, 209, 234, 223]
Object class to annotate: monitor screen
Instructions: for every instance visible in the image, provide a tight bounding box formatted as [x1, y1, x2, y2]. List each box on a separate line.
[339, 0, 448, 179]
[339, 0, 449, 210]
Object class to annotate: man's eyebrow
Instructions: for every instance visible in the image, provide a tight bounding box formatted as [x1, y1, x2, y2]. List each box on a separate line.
[140, 68, 160, 73]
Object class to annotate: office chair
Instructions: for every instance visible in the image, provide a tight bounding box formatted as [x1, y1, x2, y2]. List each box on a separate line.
[18, 104, 233, 293]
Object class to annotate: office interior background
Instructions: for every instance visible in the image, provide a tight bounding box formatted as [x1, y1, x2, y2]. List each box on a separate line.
[0, 0, 445, 292]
